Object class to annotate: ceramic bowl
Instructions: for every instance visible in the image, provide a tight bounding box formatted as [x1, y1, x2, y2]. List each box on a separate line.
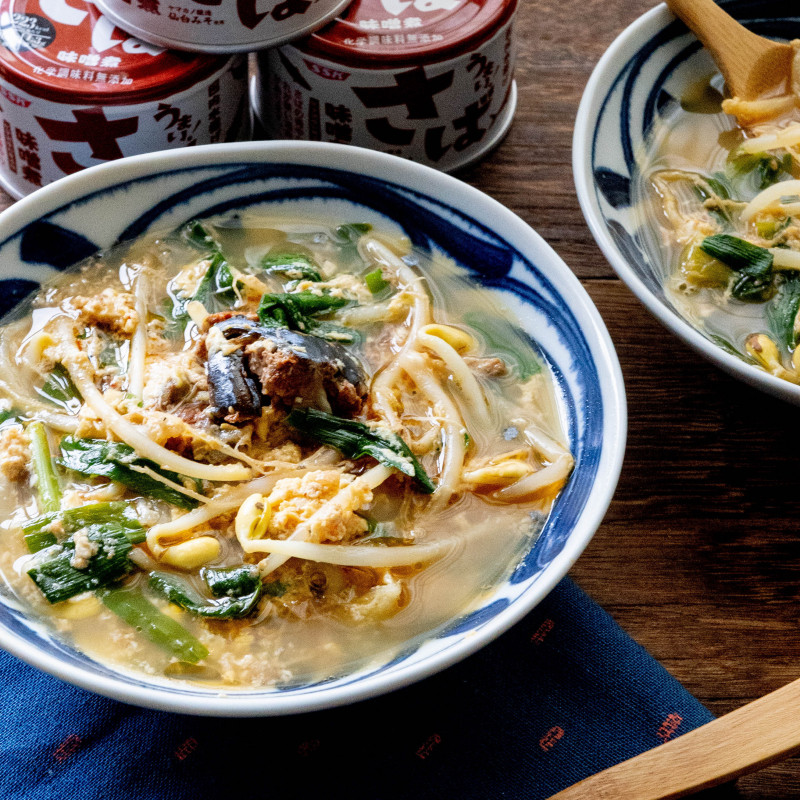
[573, 1, 800, 404]
[0, 141, 626, 716]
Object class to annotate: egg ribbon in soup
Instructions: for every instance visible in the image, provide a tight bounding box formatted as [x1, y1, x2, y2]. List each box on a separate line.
[0, 217, 572, 688]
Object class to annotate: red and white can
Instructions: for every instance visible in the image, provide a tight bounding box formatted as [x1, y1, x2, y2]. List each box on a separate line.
[93, 0, 354, 54]
[0, 0, 249, 198]
[253, 0, 518, 172]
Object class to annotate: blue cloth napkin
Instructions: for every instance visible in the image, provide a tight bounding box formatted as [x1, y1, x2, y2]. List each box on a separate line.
[0, 578, 714, 800]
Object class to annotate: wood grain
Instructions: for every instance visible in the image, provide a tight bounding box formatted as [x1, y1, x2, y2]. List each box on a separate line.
[3, 0, 800, 796]
[665, 0, 792, 100]
[472, 1, 800, 796]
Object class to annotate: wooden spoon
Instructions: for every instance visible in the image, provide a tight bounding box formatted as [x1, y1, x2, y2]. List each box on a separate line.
[666, 0, 793, 100]
[546, 676, 800, 799]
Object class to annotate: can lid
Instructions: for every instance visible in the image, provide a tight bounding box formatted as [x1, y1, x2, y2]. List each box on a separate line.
[0, 0, 229, 106]
[293, 0, 516, 67]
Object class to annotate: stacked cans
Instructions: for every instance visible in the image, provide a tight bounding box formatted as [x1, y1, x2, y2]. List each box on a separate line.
[0, 0, 519, 197]
[94, 0, 352, 53]
[0, 0, 250, 197]
[253, 0, 518, 173]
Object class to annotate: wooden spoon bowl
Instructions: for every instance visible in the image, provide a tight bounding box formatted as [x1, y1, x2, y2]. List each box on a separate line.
[667, 0, 793, 100]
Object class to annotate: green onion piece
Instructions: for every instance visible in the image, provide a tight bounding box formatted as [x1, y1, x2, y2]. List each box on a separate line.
[38, 363, 82, 412]
[24, 531, 58, 553]
[756, 218, 791, 239]
[700, 234, 774, 273]
[364, 268, 389, 295]
[149, 566, 262, 619]
[181, 220, 216, 250]
[100, 587, 209, 664]
[768, 275, 800, 349]
[699, 234, 774, 300]
[356, 512, 378, 533]
[261, 251, 322, 282]
[691, 172, 734, 227]
[160, 297, 185, 341]
[23, 501, 143, 535]
[186, 252, 237, 316]
[263, 580, 288, 598]
[333, 223, 373, 261]
[95, 331, 125, 373]
[58, 437, 201, 510]
[729, 151, 794, 191]
[358, 521, 411, 546]
[192, 252, 237, 314]
[257, 291, 356, 343]
[285, 291, 350, 315]
[202, 565, 261, 598]
[28, 422, 61, 515]
[27, 523, 134, 604]
[257, 291, 349, 326]
[335, 223, 372, 243]
[708, 334, 758, 365]
[304, 320, 361, 345]
[23, 501, 145, 554]
[730, 275, 775, 301]
[461, 312, 542, 379]
[287, 408, 435, 494]
[168, 221, 239, 325]
[700, 172, 732, 200]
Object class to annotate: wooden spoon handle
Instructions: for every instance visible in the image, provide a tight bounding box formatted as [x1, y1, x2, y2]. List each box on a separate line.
[548, 676, 800, 799]
[666, 0, 792, 99]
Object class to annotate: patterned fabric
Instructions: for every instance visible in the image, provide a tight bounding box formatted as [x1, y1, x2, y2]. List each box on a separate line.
[0, 578, 713, 799]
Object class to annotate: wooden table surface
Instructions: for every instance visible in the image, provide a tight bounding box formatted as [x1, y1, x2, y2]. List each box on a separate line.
[466, 0, 800, 797]
[2, 1, 798, 796]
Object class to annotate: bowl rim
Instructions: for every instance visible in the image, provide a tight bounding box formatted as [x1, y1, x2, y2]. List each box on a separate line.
[0, 140, 627, 716]
[572, 2, 800, 404]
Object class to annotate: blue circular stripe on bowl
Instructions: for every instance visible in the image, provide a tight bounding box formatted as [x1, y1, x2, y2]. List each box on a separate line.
[115, 164, 517, 281]
[0, 160, 607, 698]
[615, 18, 689, 167]
[642, 41, 703, 140]
[0, 279, 39, 317]
[440, 599, 511, 637]
[594, 168, 632, 209]
[18, 221, 98, 269]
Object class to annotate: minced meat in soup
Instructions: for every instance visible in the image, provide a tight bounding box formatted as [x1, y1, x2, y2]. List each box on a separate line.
[0, 216, 572, 689]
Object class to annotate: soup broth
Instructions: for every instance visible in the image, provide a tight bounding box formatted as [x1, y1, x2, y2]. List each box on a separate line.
[0, 216, 572, 689]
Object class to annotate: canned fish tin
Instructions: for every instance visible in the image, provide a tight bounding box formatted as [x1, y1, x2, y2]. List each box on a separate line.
[0, 0, 249, 198]
[93, 0, 354, 54]
[253, 0, 517, 172]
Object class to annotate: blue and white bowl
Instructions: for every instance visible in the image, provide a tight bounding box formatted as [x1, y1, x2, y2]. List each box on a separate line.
[0, 141, 626, 716]
[573, 1, 800, 404]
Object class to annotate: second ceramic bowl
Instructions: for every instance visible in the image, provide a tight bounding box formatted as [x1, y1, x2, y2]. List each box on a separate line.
[574, 1, 800, 404]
